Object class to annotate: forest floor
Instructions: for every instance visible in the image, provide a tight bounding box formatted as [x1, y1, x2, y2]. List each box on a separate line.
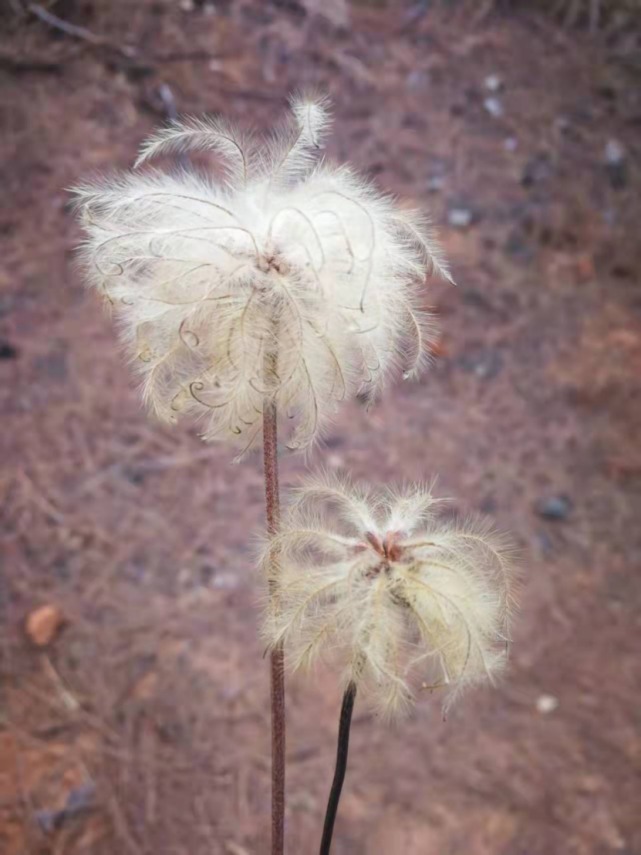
[0, 1, 640, 853]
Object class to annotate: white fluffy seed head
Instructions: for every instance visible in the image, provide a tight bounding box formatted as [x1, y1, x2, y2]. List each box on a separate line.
[263, 474, 518, 717]
[73, 94, 451, 453]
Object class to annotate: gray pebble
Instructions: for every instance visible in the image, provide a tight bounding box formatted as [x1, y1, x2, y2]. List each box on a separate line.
[604, 139, 625, 166]
[536, 495, 572, 521]
[458, 348, 503, 380]
[448, 207, 474, 229]
[604, 139, 626, 189]
[483, 97, 504, 118]
[484, 73, 503, 92]
[427, 174, 446, 193]
[406, 69, 431, 91]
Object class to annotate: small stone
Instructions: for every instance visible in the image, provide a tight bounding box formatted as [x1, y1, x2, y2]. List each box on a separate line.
[483, 97, 504, 118]
[0, 340, 18, 360]
[474, 353, 501, 379]
[34, 782, 95, 834]
[447, 207, 474, 229]
[426, 174, 446, 193]
[536, 495, 572, 521]
[212, 572, 239, 590]
[536, 694, 559, 714]
[406, 69, 430, 91]
[64, 782, 96, 814]
[458, 348, 503, 380]
[504, 136, 518, 152]
[604, 139, 625, 166]
[225, 841, 251, 855]
[484, 73, 503, 93]
[604, 139, 626, 189]
[35, 809, 59, 834]
[25, 605, 64, 647]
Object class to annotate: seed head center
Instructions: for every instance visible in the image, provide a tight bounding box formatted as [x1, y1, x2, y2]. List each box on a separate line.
[364, 530, 404, 563]
[256, 241, 290, 276]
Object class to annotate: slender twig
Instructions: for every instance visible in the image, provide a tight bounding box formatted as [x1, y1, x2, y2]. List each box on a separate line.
[263, 370, 285, 855]
[28, 3, 137, 58]
[319, 683, 357, 855]
[0, 53, 63, 74]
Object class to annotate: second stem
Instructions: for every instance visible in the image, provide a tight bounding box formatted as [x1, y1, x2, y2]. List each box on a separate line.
[319, 682, 357, 855]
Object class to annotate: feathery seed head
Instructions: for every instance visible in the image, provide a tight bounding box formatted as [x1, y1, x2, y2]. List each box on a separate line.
[263, 475, 517, 716]
[73, 95, 451, 453]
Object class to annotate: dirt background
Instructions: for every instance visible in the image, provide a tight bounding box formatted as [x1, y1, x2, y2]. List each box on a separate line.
[1, 1, 640, 853]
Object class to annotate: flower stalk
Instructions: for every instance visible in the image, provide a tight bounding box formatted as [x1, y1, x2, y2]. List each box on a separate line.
[319, 682, 357, 855]
[263, 344, 286, 855]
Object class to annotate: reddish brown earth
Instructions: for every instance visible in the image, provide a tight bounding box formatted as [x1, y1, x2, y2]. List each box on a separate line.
[1, 2, 640, 854]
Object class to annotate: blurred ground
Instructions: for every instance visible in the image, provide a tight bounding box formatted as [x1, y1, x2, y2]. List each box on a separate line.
[1, 1, 640, 853]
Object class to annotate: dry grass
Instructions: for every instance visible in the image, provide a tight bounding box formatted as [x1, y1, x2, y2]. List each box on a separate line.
[484, 0, 641, 30]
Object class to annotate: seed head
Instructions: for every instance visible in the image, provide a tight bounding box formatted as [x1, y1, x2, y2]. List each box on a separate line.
[264, 474, 517, 716]
[73, 94, 450, 453]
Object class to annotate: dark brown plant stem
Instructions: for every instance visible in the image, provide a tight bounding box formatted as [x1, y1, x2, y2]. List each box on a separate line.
[263, 394, 285, 855]
[319, 682, 357, 855]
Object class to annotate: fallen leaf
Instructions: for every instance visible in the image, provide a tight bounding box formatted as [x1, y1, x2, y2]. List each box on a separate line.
[26, 605, 64, 647]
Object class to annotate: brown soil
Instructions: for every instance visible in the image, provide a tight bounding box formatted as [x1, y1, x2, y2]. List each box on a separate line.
[1, 2, 640, 854]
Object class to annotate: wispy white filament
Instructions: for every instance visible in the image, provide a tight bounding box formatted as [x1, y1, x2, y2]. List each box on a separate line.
[263, 475, 517, 716]
[74, 94, 451, 452]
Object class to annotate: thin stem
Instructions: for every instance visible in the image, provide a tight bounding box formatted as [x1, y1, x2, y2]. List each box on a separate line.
[319, 682, 357, 855]
[263, 387, 286, 855]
